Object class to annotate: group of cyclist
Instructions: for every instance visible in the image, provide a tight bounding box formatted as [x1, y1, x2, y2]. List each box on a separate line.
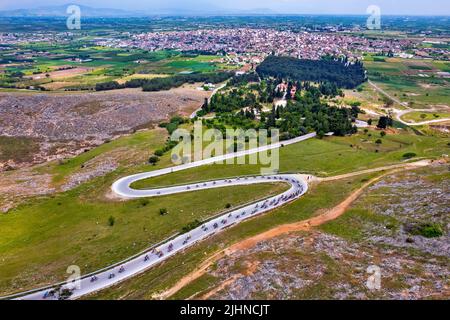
[42, 176, 304, 300]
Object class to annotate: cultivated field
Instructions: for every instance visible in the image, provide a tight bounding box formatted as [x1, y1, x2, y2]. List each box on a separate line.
[364, 56, 450, 110]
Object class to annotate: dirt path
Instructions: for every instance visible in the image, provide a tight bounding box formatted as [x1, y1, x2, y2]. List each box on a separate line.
[368, 80, 450, 126]
[196, 275, 241, 300]
[318, 160, 431, 182]
[368, 80, 408, 107]
[154, 161, 432, 300]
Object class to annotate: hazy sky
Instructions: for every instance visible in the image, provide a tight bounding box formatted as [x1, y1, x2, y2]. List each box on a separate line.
[1, 0, 450, 15]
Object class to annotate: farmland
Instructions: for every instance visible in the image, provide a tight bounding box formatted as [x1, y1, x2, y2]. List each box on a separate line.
[363, 55, 450, 109]
[0, 44, 234, 92]
[0, 12, 448, 302]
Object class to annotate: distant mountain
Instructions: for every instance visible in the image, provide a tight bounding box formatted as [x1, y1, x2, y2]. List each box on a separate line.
[0, 4, 141, 17]
[148, 7, 278, 16]
[0, 3, 279, 17]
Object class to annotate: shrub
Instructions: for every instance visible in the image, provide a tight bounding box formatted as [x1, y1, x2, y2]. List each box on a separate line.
[108, 216, 115, 227]
[154, 149, 165, 157]
[181, 219, 202, 233]
[402, 152, 417, 159]
[95, 81, 123, 91]
[419, 224, 444, 238]
[159, 208, 168, 216]
[139, 199, 149, 207]
[225, 203, 232, 209]
[405, 223, 443, 238]
[149, 155, 160, 165]
[375, 139, 382, 144]
[166, 122, 179, 135]
[170, 116, 185, 125]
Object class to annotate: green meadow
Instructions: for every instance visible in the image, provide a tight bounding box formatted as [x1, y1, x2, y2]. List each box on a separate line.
[0, 124, 448, 296]
[1, 44, 230, 91]
[364, 56, 450, 109]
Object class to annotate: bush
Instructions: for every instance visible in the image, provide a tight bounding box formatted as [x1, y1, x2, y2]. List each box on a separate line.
[154, 149, 165, 157]
[108, 216, 115, 227]
[181, 219, 202, 233]
[402, 152, 417, 159]
[406, 223, 443, 238]
[225, 203, 232, 209]
[95, 81, 123, 91]
[131, 72, 232, 92]
[166, 122, 179, 135]
[159, 208, 168, 216]
[170, 116, 185, 125]
[420, 224, 444, 238]
[377, 116, 393, 129]
[375, 139, 382, 144]
[139, 199, 149, 207]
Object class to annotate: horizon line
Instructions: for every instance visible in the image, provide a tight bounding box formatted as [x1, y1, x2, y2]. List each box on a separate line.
[0, 12, 449, 17]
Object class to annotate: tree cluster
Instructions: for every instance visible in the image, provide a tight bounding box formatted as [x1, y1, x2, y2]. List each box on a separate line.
[95, 72, 233, 92]
[256, 55, 367, 89]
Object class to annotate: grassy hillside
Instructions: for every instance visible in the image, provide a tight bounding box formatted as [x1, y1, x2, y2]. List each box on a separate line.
[0, 125, 448, 296]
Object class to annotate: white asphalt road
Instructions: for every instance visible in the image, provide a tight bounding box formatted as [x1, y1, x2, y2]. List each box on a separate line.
[368, 80, 450, 126]
[11, 132, 316, 300]
[394, 108, 450, 126]
[190, 83, 227, 119]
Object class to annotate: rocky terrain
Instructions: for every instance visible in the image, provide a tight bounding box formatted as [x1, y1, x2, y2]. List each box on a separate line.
[0, 167, 56, 213]
[362, 165, 449, 257]
[0, 87, 208, 170]
[203, 231, 449, 300]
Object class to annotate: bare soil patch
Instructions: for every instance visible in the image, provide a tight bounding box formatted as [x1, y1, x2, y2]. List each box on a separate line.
[30, 67, 94, 80]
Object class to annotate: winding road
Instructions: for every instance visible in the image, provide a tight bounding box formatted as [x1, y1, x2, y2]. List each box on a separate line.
[190, 83, 227, 119]
[10, 133, 316, 300]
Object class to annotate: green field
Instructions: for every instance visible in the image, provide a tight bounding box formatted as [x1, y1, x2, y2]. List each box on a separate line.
[0, 44, 231, 92]
[132, 128, 449, 189]
[364, 56, 450, 109]
[0, 174, 286, 295]
[161, 56, 220, 73]
[88, 173, 377, 300]
[108, 166, 450, 300]
[400, 111, 450, 123]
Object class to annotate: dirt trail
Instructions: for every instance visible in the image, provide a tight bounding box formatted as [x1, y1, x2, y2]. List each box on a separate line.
[153, 160, 437, 300]
[318, 160, 430, 182]
[368, 80, 408, 107]
[194, 261, 260, 300]
[196, 275, 241, 300]
[220, 170, 395, 253]
[368, 80, 450, 125]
